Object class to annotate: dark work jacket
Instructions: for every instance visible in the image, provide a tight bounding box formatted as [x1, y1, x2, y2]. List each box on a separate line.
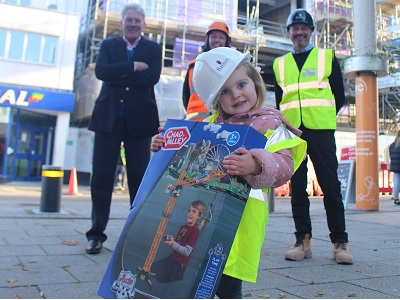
[389, 141, 400, 173]
[88, 36, 162, 138]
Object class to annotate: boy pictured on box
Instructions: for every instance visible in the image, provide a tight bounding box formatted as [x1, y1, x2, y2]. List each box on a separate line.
[151, 200, 206, 283]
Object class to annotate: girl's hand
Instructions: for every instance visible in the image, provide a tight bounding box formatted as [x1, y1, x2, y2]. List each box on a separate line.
[150, 127, 165, 152]
[222, 147, 261, 176]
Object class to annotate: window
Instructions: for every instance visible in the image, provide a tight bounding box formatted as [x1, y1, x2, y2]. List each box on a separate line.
[0, 29, 6, 58]
[0, 29, 58, 64]
[8, 30, 24, 60]
[25, 33, 41, 62]
[42, 36, 57, 64]
[3, 0, 31, 4]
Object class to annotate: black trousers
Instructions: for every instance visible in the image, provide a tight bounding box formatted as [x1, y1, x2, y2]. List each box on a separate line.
[216, 274, 243, 299]
[290, 127, 348, 243]
[86, 116, 152, 242]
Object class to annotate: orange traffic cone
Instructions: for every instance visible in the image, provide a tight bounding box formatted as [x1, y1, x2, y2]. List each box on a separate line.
[67, 167, 78, 195]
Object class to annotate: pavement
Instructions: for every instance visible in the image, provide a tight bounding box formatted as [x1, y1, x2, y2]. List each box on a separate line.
[0, 181, 400, 299]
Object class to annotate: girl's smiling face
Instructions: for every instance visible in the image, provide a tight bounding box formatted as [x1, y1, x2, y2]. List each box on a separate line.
[218, 66, 257, 117]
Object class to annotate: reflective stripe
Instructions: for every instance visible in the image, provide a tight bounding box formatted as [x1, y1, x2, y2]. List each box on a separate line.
[301, 99, 335, 108]
[285, 81, 330, 92]
[264, 124, 307, 172]
[42, 170, 63, 178]
[318, 49, 326, 81]
[278, 49, 330, 93]
[278, 58, 287, 94]
[280, 98, 335, 111]
[249, 188, 265, 202]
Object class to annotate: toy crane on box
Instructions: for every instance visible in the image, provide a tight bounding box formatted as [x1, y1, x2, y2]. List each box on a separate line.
[137, 143, 229, 289]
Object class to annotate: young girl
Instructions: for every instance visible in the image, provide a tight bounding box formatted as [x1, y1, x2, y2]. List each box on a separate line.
[151, 47, 306, 298]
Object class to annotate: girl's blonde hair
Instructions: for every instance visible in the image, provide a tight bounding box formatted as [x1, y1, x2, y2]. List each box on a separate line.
[216, 60, 266, 119]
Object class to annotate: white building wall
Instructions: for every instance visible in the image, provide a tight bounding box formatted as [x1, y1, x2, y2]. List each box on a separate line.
[0, 2, 84, 178]
[21, 0, 88, 15]
[53, 112, 71, 167]
[0, 3, 80, 91]
[64, 127, 94, 174]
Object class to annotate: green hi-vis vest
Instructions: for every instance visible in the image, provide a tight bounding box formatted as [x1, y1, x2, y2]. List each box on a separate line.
[273, 48, 337, 129]
[204, 113, 307, 282]
[121, 147, 126, 166]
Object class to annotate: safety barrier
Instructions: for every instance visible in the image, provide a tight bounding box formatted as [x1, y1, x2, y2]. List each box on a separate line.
[379, 163, 392, 194]
[274, 163, 392, 197]
[274, 182, 290, 197]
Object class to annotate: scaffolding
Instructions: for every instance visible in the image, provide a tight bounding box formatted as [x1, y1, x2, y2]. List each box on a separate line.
[74, 0, 400, 134]
[73, 0, 292, 123]
[311, 0, 400, 133]
[75, 0, 269, 78]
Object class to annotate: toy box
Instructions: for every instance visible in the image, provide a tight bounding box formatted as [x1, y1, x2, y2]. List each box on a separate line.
[98, 119, 267, 299]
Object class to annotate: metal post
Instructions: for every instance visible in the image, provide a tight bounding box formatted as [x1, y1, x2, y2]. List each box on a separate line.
[40, 165, 63, 213]
[267, 188, 275, 213]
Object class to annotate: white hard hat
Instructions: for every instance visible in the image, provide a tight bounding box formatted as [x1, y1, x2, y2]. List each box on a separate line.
[193, 47, 251, 110]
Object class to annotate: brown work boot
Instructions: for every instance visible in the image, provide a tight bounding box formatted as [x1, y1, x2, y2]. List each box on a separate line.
[333, 241, 353, 264]
[285, 234, 312, 261]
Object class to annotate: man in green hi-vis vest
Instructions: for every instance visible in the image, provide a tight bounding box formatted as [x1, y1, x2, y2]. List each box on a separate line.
[273, 9, 353, 265]
[114, 143, 126, 191]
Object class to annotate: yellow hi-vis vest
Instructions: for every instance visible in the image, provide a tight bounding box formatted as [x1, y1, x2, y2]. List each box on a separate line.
[204, 113, 307, 282]
[273, 48, 337, 129]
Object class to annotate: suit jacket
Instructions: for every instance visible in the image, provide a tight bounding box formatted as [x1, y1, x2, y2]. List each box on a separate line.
[88, 36, 162, 138]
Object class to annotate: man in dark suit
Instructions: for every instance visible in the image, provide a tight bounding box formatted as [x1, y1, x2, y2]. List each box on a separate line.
[85, 3, 162, 254]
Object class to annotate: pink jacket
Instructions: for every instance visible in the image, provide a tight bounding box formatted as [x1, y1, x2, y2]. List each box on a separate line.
[214, 107, 302, 189]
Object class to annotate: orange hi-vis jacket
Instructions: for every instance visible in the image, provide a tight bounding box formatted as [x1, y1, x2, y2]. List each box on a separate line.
[184, 60, 210, 121]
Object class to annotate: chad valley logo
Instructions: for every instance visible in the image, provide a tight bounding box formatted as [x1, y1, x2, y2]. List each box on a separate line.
[163, 126, 191, 150]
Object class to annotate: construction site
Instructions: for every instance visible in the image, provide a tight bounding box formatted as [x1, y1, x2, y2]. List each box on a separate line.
[73, 0, 400, 134]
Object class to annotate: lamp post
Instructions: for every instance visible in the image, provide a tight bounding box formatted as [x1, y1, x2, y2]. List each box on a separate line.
[344, 0, 388, 210]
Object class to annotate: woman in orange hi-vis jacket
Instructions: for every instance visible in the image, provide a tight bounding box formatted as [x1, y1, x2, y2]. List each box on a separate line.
[182, 21, 231, 121]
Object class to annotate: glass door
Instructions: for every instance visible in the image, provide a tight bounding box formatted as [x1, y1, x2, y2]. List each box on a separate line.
[12, 127, 48, 181]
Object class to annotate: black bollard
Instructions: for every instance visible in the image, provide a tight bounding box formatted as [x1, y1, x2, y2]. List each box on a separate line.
[40, 165, 63, 213]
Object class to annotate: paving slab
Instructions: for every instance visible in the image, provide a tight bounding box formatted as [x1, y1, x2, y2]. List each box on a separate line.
[0, 182, 400, 299]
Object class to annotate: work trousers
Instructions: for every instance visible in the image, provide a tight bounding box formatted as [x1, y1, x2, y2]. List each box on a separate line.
[86, 116, 152, 242]
[290, 127, 348, 243]
[216, 274, 243, 299]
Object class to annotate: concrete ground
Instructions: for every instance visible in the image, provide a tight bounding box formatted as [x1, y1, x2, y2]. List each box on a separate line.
[0, 181, 399, 299]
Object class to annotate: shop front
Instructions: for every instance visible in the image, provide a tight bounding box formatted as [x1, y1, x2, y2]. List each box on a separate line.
[0, 84, 74, 182]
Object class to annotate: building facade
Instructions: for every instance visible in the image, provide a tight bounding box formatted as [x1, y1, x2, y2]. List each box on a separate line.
[1, 0, 399, 183]
[0, 1, 83, 182]
[71, 0, 400, 186]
